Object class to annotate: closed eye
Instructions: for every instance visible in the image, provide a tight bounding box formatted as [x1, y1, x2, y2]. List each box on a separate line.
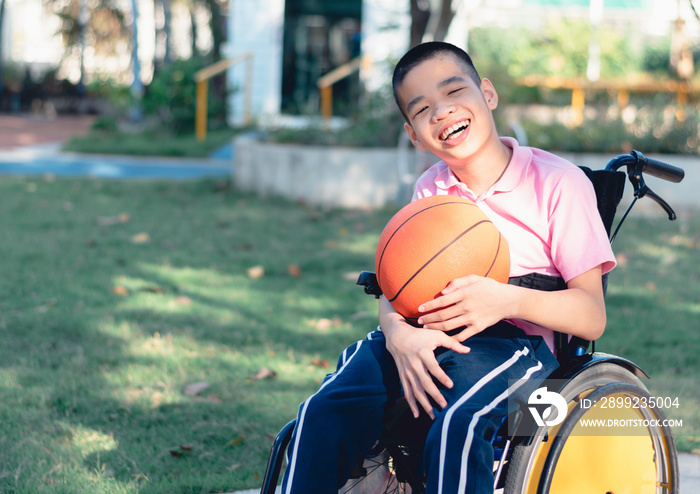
[413, 106, 428, 118]
[448, 87, 465, 95]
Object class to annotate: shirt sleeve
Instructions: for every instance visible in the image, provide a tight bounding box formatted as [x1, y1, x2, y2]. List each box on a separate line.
[548, 167, 617, 282]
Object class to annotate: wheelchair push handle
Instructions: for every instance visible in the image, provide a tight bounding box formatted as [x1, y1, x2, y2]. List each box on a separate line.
[605, 150, 685, 224]
[605, 150, 685, 182]
[639, 155, 685, 183]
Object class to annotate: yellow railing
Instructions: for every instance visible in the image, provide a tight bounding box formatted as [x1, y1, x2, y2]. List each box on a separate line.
[194, 52, 253, 141]
[317, 56, 371, 121]
[516, 75, 700, 125]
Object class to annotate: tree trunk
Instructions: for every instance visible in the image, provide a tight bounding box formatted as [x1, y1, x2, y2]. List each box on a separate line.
[162, 0, 172, 64]
[0, 0, 6, 99]
[431, 0, 455, 42]
[410, 0, 430, 48]
[410, 0, 455, 47]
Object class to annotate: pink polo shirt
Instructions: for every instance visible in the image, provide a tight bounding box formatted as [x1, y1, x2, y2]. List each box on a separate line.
[412, 137, 616, 351]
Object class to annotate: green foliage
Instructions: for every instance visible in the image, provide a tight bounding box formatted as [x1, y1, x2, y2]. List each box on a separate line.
[522, 106, 700, 154]
[265, 88, 405, 148]
[63, 127, 239, 158]
[469, 21, 673, 101]
[87, 78, 133, 112]
[141, 57, 228, 135]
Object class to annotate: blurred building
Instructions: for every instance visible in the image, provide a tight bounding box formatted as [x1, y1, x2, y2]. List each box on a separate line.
[0, 0, 210, 88]
[227, 0, 700, 126]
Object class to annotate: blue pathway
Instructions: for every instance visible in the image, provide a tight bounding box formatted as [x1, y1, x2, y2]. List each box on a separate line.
[0, 144, 231, 180]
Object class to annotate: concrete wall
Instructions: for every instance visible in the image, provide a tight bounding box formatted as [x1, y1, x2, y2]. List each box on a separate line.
[234, 135, 409, 209]
[234, 135, 697, 216]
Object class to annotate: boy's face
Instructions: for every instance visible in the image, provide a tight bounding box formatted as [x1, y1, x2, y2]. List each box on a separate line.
[397, 55, 500, 164]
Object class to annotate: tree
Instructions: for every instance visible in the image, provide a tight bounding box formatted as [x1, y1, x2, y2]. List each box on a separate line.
[409, 0, 456, 47]
[0, 0, 5, 99]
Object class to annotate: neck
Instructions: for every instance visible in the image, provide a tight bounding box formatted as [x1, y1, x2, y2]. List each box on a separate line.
[449, 139, 513, 196]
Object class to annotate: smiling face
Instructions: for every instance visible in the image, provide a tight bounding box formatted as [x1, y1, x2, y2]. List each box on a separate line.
[396, 54, 501, 167]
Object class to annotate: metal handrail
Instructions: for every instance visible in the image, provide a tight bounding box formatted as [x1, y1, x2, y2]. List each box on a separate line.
[317, 55, 371, 121]
[194, 52, 253, 141]
[516, 75, 699, 125]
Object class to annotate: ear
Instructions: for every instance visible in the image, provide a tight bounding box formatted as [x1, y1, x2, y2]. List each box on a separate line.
[403, 122, 425, 150]
[480, 78, 499, 111]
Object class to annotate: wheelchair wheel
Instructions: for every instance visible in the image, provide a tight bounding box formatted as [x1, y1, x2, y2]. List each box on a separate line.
[504, 362, 679, 494]
[339, 448, 412, 494]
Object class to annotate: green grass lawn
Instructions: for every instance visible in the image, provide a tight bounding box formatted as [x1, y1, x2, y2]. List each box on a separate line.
[0, 175, 698, 493]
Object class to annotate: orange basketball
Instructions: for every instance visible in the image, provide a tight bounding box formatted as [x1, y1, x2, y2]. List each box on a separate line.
[375, 195, 510, 322]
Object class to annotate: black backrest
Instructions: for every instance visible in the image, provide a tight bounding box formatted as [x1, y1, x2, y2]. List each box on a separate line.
[555, 167, 626, 362]
[578, 167, 626, 240]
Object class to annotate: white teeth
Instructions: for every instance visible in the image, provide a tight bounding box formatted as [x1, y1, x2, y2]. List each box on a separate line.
[440, 121, 468, 140]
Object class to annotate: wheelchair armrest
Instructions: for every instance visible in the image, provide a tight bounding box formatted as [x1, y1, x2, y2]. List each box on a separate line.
[356, 271, 383, 298]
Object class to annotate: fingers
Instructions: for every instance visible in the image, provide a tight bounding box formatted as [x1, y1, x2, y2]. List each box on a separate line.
[441, 274, 480, 293]
[400, 342, 470, 420]
[417, 291, 460, 315]
[400, 363, 438, 420]
[417, 309, 468, 330]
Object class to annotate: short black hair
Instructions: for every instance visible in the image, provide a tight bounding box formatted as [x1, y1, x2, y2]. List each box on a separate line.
[392, 41, 481, 120]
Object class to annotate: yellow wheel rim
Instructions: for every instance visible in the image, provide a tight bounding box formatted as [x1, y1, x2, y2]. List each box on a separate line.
[526, 392, 664, 494]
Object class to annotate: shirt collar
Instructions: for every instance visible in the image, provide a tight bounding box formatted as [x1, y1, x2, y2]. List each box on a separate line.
[433, 136, 531, 196]
[493, 136, 531, 193]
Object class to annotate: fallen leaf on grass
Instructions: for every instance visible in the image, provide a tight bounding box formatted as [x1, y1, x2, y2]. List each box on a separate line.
[169, 450, 184, 457]
[312, 358, 330, 368]
[97, 213, 130, 226]
[247, 367, 277, 381]
[287, 264, 302, 277]
[175, 296, 192, 306]
[247, 265, 265, 279]
[35, 298, 57, 313]
[184, 382, 211, 396]
[112, 286, 129, 296]
[131, 232, 151, 244]
[140, 286, 165, 294]
[315, 317, 342, 331]
[179, 444, 193, 451]
[227, 436, 245, 447]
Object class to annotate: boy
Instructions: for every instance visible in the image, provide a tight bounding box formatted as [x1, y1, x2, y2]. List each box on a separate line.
[281, 41, 615, 494]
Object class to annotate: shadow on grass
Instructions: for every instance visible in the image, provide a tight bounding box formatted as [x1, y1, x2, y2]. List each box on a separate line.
[1, 175, 698, 493]
[0, 176, 392, 492]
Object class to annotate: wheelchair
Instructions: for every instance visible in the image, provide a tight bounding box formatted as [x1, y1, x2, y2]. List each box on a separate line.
[259, 150, 685, 494]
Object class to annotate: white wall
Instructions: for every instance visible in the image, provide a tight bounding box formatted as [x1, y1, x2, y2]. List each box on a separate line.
[359, 0, 410, 93]
[228, 0, 285, 126]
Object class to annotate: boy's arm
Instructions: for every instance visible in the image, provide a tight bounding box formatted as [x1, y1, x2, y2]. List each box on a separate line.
[379, 295, 469, 419]
[417, 265, 606, 342]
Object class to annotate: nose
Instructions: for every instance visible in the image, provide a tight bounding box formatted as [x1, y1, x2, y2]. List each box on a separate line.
[432, 101, 456, 122]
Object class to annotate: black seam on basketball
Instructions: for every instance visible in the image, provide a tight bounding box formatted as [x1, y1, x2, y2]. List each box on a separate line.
[483, 233, 502, 278]
[376, 201, 477, 288]
[387, 219, 490, 303]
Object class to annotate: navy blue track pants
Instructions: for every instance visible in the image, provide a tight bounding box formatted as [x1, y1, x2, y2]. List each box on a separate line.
[281, 321, 559, 494]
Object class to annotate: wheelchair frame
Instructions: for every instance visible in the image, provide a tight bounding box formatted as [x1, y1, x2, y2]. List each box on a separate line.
[259, 150, 685, 494]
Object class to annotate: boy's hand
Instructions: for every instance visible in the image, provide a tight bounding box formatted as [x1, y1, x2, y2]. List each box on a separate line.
[384, 321, 469, 420]
[417, 275, 516, 341]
